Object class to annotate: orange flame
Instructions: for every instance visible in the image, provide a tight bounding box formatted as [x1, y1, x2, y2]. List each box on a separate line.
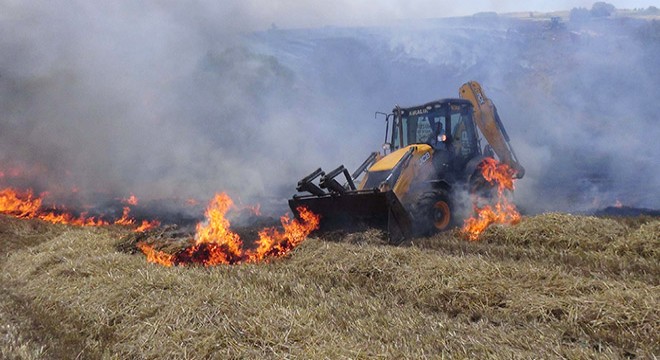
[124, 194, 139, 206]
[189, 193, 244, 265]
[137, 242, 174, 267]
[462, 158, 521, 240]
[39, 211, 109, 226]
[135, 219, 160, 232]
[114, 207, 135, 226]
[0, 186, 156, 231]
[0, 188, 42, 218]
[249, 207, 319, 262]
[138, 192, 320, 267]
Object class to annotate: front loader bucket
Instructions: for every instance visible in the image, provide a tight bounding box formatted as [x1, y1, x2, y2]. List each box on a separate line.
[289, 190, 413, 244]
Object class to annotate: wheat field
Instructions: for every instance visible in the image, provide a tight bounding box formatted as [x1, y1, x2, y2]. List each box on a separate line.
[0, 213, 657, 359]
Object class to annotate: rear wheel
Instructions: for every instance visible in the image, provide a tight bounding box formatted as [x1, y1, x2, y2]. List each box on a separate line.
[410, 189, 453, 236]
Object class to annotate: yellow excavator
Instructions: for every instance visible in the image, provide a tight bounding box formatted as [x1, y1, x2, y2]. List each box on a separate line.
[289, 81, 524, 243]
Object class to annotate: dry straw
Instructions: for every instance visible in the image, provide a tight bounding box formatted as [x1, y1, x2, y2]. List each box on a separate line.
[0, 213, 658, 359]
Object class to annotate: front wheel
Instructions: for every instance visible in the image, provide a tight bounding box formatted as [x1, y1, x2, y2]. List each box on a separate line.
[409, 189, 454, 237]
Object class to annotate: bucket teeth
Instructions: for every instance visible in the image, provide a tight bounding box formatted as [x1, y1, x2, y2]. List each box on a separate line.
[319, 165, 356, 194]
[295, 168, 326, 197]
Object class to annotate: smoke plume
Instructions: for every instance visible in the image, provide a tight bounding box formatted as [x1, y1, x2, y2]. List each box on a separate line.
[1, 1, 658, 215]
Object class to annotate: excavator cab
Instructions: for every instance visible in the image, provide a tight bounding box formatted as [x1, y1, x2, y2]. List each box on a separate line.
[390, 99, 480, 164]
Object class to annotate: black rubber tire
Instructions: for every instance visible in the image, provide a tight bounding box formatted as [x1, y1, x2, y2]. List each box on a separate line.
[409, 189, 454, 237]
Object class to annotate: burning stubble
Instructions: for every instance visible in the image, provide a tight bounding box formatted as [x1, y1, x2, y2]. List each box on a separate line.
[135, 192, 320, 266]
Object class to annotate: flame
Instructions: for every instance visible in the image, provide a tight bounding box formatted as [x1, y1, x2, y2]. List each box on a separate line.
[189, 193, 244, 265]
[1, 173, 316, 265]
[249, 206, 320, 262]
[124, 194, 139, 206]
[0, 186, 156, 231]
[138, 192, 320, 267]
[462, 158, 521, 240]
[137, 242, 174, 267]
[114, 207, 135, 225]
[0, 188, 41, 218]
[135, 219, 160, 232]
[114, 194, 142, 225]
[39, 211, 109, 226]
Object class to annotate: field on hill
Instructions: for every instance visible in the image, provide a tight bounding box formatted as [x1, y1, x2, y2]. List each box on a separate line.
[0, 213, 658, 359]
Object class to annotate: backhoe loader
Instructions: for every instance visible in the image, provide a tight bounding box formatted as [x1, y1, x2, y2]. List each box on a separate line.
[289, 81, 524, 243]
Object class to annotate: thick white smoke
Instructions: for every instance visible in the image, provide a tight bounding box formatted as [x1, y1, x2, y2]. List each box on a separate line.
[1, 1, 658, 215]
[0, 1, 329, 207]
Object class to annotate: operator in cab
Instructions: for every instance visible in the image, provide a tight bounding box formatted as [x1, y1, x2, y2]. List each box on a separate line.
[426, 121, 449, 151]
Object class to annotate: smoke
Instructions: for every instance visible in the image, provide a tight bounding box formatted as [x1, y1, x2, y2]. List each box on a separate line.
[248, 14, 660, 213]
[498, 18, 660, 212]
[397, 14, 660, 213]
[1, 1, 659, 216]
[0, 1, 327, 209]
